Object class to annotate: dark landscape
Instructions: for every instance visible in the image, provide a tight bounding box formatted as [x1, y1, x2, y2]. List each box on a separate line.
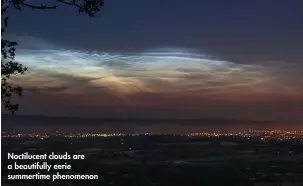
[2, 129, 303, 186]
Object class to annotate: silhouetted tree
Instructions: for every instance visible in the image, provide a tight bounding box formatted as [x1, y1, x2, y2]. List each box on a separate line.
[1, 0, 104, 114]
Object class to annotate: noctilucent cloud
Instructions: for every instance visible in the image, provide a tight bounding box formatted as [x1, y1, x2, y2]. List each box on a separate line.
[4, 0, 303, 122]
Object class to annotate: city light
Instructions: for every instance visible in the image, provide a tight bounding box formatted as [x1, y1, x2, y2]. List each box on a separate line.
[2, 129, 303, 141]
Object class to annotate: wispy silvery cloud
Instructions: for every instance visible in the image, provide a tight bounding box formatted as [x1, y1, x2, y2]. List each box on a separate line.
[8, 36, 302, 101]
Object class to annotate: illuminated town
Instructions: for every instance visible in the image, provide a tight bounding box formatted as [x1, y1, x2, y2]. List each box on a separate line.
[2, 129, 303, 141]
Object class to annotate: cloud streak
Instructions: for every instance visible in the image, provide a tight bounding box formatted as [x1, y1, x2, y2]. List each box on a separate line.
[15, 44, 287, 95]
[5, 36, 302, 121]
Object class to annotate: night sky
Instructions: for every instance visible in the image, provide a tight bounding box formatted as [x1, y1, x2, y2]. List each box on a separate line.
[3, 0, 303, 122]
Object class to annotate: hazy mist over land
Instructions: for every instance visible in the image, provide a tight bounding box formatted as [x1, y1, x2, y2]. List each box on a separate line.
[2, 115, 301, 133]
